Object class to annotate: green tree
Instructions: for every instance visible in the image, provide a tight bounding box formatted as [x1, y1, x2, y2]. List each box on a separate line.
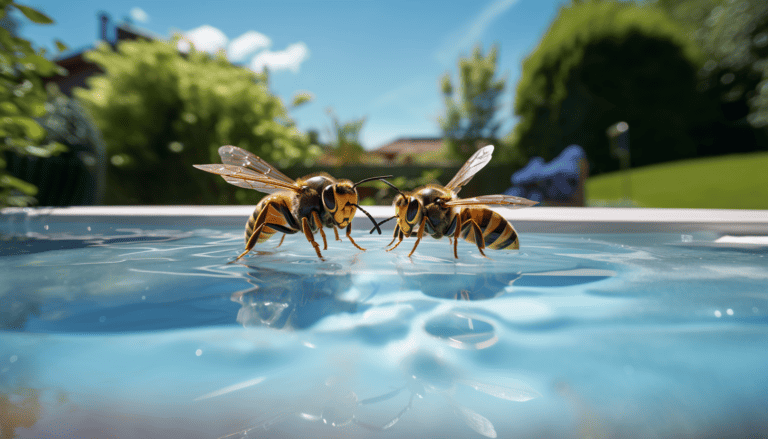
[652, 0, 768, 146]
[324, 108, 366, 165]
[439, 44, 506, 161]
[511, 0, 712, 175]
[0, 1, 65, 207]
[75, 37, 319, 205]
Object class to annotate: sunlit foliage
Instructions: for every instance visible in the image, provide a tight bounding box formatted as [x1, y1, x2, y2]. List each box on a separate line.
[323, 108, 366, 165]
[439, 45, 507, 162]
[76, 37, 320, 204]
[0, 1, 65, 207]
[652, 0, 768, 144]
[511, 0, 713, 175]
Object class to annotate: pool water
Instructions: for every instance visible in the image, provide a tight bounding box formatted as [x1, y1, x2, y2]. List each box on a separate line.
[1, 220, 768, 438]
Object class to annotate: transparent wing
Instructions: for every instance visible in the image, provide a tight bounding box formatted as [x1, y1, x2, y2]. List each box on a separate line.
[444, 194, 538, 208]
[444, 145, 494, 194]
[458, 378, 541, 402]
[193, 164, 300, 194]
[217, 145, 296, 186]
[453, 405, 497, 439]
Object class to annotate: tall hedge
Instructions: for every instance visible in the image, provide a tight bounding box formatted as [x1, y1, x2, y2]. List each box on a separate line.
[6, 87, 106, 205]
[0, 1, 66, 207]
[511, 0, 713, 175]
[654, 0, 768, 153]
[76, 38, 319, 205]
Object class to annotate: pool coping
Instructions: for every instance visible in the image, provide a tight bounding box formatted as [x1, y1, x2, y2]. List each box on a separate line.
[3, 206, 768, 235]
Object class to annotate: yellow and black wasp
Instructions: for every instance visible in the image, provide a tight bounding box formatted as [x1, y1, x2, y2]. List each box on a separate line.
[194, 145, 389, 261]
[376, 145, 537, 258]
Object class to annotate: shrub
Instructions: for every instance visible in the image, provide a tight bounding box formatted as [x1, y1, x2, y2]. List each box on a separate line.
[511, 0, 713, 175]
[6, 87, 106, 205]
[75, 37, 319, 204]
[0, 1, 66, 206]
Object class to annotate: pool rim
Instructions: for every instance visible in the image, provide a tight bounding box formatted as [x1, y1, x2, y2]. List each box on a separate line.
[3, 205, 768, 235]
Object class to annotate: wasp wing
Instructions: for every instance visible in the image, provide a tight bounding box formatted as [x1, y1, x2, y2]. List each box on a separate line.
[217, 145, 296, 186]
[444, 194, 538, 208]
[444, 145, 494, 194]
[193, 164, 301, 193]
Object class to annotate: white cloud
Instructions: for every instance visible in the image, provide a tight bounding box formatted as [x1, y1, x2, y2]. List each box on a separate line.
[130, 7, 149, 23]
[434, 0, 520, 65]
[180, 25, 228, 55]
[228, 31, 272, 63]
[250, 42, 309, 73]
[175, 25, 308, 74]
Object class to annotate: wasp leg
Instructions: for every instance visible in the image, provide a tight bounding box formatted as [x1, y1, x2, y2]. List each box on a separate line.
[407, 216, 428, 258]
[312, 211, 328, 250]
[302, 216, 325, 260]
[275, 234, 286, 248]
[234, 203, 273, 261]
[235, 200, 300, 262]
[469, 219, 488, 258]
[386, 224, 401, 249]
[233, 222, 266, 262]
[386, 229, 405, 252]
[453, 215, 462, 259]
[346, 224, 365, 251]
[333, 226, 341, 241]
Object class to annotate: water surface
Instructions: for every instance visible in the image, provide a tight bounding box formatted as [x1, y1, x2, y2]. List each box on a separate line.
[1, 222, 767, 438]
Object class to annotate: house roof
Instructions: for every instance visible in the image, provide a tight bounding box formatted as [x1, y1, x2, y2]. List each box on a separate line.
[373, 137, 445, 156]
[44, 16, 155, 96]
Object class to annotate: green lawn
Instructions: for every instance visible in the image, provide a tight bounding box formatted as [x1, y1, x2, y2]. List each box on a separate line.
[586, 152, 768, 209]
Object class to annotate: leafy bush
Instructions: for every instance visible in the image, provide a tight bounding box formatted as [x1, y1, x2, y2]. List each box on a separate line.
[6, 87, 106, 205]
[0, 1, 66, 206]
[654, 0, 768, 150]
[75, 37, 320, 204]
[511, 0, 713, 175]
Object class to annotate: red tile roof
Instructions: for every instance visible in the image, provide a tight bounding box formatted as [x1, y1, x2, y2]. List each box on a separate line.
[373, 137, 445, 158]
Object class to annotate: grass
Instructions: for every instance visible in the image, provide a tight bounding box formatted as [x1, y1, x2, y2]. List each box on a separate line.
[586, 151, 768, 209]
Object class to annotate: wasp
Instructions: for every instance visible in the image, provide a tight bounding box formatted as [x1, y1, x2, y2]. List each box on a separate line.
[376, 145, 537, 259]
[194, 145, 390, 261]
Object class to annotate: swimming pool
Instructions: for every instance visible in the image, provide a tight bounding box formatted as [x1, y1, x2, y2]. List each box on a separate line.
[1, 206, 767, 438]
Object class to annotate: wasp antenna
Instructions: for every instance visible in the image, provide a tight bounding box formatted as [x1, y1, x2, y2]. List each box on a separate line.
[351, 203, 382, 235]
[374, 179, 406, 198]
[353, 175, 394, 188]
[370, 215, 396, 234]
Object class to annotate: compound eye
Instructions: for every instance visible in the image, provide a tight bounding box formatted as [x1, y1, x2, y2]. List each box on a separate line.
[406, 199, 420, 223]
[322, 187, 336, 212]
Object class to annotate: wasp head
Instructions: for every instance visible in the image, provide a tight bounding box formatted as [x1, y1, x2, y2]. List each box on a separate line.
[394, 193, 422, 237]
[322, 182, 358, 228]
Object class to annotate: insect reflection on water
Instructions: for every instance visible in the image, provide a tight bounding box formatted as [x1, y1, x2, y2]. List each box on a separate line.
[230, 266, 362, 330]
[214, 350, 540, 439]
[204, 255, 544, 438]
[227, 261, 525, 331]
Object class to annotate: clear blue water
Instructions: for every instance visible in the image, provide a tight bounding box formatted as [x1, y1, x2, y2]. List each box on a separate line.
[1, 220, 768, 438]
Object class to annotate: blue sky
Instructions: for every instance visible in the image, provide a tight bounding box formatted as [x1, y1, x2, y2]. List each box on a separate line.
[19, 0, 567, 150]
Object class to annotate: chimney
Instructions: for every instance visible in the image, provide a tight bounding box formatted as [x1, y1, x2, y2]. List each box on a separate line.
[99, 12, 110, 43]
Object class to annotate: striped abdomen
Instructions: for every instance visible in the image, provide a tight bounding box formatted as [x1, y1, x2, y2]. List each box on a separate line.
[458, 207, 519, 250]
[245, 195, 299, 245]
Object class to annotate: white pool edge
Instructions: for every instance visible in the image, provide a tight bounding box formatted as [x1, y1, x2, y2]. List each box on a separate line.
[3, 205, 768, 235]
